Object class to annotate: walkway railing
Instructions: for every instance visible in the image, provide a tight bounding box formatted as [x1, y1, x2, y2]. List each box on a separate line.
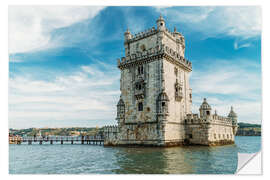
[14, 135, 104, 145]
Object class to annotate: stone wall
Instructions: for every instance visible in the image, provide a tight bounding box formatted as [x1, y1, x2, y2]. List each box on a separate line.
[184, 114, 236, 146]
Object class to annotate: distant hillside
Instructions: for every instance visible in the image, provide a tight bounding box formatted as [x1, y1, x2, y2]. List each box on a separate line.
[9, 123, 261, 137]
[237, 122, 261, 136]
[238, 122, 261, 128]
[9, 127, 103, 137]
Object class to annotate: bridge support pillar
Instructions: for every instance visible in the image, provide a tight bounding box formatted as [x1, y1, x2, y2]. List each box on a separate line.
[39, 140, 42, 145]
[81, 140, 84, 144]
[71, 140, 73, 144]
[50, 140, 53, 144]
[28, 140, 32, 145]
[61, 140, 63, 144]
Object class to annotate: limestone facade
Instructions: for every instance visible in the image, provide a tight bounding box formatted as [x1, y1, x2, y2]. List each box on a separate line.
[104, 15, 238, 146]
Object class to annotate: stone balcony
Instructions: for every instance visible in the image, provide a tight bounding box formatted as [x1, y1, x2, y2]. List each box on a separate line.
[134, 89, 144, 100]
[117, 45, 192, 71]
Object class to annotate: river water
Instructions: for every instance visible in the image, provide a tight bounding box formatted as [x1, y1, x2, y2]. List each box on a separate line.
[9, 136, 261, 174]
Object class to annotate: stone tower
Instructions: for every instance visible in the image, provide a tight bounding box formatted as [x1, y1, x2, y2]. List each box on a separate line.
[113, 15, 192, 146]
[104, 16, 238, 147]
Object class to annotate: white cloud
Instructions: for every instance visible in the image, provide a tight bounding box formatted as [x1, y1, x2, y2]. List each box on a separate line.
[9, 6, 105, 54]
[9, 63, 120, 129]
[191, 60, 261, 96]
[156, 6, 261, 39]
[234, 40, 252, 50]
[190, 59, 261, 124]
[121, 7, 147, 34]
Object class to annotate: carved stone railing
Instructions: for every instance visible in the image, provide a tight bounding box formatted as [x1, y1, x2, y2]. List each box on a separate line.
[117, 45, 192, 70]
[184, 113, 233, 126]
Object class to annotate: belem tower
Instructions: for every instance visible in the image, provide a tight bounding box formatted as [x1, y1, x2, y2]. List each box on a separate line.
[103, 15, 238, 146]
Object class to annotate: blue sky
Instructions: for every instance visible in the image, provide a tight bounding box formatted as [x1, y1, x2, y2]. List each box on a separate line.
[8, 6, 261, 129]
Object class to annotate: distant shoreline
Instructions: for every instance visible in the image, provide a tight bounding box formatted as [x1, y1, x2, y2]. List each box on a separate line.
[9, 122, 261, 137]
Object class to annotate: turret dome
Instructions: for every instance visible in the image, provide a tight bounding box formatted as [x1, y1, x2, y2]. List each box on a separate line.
[156, 14, 166, 31]
[199, 98, 211, 110]
[228, 106, 237, 117]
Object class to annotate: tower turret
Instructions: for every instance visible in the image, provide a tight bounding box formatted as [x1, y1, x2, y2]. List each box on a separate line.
[156, 14, 166, 31]
[124, 28, 132, 41]
[228, 106, 238, 135]
[116, 98, 125, 124]
[173, 26, 185, 56]
[157, 90, 169, 116]
[199, 98, 212, 118]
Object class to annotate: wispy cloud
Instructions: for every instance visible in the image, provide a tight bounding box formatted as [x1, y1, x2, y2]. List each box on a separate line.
[121, 7, 147, 34]
[9, 6, 105, 54]
[9, 62, 120, 129]
[234, 40, 252, 50]
[155, 6, 261, 39]
[191, 59, 261, 124]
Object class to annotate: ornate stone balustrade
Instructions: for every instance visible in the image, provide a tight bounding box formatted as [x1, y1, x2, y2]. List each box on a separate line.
[185, 113, 233, 126]
[117, 45, 192, 71]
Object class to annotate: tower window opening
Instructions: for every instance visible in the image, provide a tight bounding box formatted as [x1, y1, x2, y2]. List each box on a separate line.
[160, 23, 163, 26]
[162, 102, 165, 107]
[206, 111, 210, 115]
[138, 65, 144, 75]
[138, 102, 143, 111]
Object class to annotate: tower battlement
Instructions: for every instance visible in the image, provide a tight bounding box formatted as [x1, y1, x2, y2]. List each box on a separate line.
[117, 44, 192, 70]
[125, 26, 184, 45]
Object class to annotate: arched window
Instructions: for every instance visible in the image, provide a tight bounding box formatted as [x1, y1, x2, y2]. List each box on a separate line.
[138, 102, 143, 111]
[138, 65, 144, 75]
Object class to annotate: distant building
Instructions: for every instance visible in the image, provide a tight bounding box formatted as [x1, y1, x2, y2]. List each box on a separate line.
[104, 15, 238, 146]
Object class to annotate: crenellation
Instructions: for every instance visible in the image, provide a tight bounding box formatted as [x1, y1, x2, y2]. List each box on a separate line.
[118, 45, 192, 71]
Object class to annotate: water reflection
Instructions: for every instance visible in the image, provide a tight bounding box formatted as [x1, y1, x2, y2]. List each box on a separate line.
[112, 144, 238, 174]
[10, 136, 259, 174]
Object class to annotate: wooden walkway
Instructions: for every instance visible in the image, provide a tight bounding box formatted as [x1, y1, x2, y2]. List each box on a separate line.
[12, 136, 104, 145]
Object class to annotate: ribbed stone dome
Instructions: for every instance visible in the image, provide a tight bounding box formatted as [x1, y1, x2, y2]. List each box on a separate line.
[157, 91, 169, 101]
[156, 14, 165, 22]
[117, 99, 124, 106]
[228, 106, 237, 117]
[200, 98, 211, 110]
